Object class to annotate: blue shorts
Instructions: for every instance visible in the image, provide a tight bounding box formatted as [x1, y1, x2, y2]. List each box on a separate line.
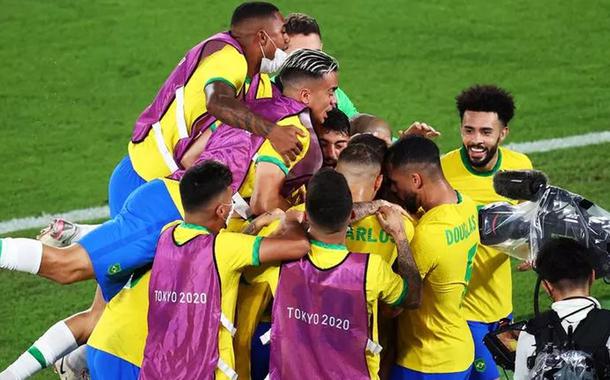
[80, 179, 181, 301]
[390, 365, 472, 380]
[107, 155, 146, 218]
[251, 321, 271, 380]
[87, 346, 140, 380]
[467, 314, 512, 380]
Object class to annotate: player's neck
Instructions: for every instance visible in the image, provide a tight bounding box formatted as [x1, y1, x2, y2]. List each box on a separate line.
[184, 212, 222, 235]
[349, 183, 372, 203]
[308, 227, 346, 246]
[422, 180, 459, 211]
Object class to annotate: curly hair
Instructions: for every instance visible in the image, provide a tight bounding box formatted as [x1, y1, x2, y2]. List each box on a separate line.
[456, 84, 515, 126]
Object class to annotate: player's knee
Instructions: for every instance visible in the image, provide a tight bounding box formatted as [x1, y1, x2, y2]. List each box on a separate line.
[43, 245, 93, 284]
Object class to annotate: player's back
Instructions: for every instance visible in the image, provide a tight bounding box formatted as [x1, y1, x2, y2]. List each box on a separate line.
[396, 193, 479, 373]
[347, 214, 415, 264]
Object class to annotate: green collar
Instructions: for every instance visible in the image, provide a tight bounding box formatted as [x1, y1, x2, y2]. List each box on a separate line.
[310, 239, 347, 251]
[180, 222, 210, 232]
[459, 146, 503, 177]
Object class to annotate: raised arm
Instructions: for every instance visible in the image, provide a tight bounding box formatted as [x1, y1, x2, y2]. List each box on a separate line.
[205, 81, 306, 163]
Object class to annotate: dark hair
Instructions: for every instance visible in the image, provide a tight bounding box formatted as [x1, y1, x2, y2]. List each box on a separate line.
[348, 134, 388, 161]
[338, 143, 383, 169]
[180, 160, 232, 213]
[231, 2, 279, 27]
[284, 13, 321, 38]
[386, 135, 441, 170]
[277, 49, 338, 88]
[306, 168, 353, 233]
[536, 238, 594, 286]
[456, 84, 515, 126]
[321, 108, 350, 136]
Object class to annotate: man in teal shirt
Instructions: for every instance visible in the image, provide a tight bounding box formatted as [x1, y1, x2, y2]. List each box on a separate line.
[284, 12, 358, 117]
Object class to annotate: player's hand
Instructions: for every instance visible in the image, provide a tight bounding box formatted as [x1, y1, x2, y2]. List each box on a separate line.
[375, 200, 410, 219]
[284, 209, 305, 225]
[267, 125, 306, 165]
[253, 209, 284, 229]
[516, 260, 533, 271]
[376, 205, 407, 240]
[398, 121, 441, 139]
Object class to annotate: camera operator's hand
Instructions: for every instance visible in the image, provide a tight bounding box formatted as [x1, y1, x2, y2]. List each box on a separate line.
[516, 260, 533, 271]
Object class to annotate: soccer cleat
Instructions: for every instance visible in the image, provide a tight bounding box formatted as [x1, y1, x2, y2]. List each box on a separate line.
[37, 219, 80, 248]
[53, 356, 90, 380]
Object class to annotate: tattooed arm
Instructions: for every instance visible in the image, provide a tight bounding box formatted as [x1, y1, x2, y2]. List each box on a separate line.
[352, 200, 408, 223]
[376, 206, 422, 309]
[205, 81, 305, 163]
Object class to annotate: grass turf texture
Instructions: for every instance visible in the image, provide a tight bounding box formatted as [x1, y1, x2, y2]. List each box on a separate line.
[1, 0, 609, 378]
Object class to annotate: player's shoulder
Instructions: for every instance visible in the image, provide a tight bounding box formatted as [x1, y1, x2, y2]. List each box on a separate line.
[440, 148, 462, 164]
[277, 114, 309, 134]
[500, 147, 533, 169]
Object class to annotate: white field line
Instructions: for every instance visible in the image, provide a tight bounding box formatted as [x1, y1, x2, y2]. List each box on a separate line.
[1, 131, 609, 234]
[506, 130, 610, 154]
[0, 206, 109, 235]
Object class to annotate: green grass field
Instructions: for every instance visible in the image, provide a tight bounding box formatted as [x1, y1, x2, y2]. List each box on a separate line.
[1, 0, 610, 378]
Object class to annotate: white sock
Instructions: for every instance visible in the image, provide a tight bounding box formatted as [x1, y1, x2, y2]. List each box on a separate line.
[0, 238, 43, 274]
[74, 223, 100, 241]
[2, 321, 77, 379]
[63, 344, 88, 372]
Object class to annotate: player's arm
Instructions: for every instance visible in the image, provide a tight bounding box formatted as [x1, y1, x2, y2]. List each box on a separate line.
[205, 81, 305, 164]
[376, 206, 422, 309]
[241, 209, 285, 236]
[258, 212, 310, 263]
[0, 238, 94, 284]
[249, 162, 292, 215]
[351, 199, 408, 223]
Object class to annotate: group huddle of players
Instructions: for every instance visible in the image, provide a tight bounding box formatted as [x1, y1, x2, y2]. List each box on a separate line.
[0, 2, 534, 380]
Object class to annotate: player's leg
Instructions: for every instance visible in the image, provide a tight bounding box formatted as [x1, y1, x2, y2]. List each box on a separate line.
[107, 155, 146, 218]
[86, 347, 140, 380]
[467, 316, 511, 380]
[0, 238, 94, 284]
[0, 288, 104, 380]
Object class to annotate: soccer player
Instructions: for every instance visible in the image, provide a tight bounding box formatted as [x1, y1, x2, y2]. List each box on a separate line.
[112, 1, 305, 214]
[283, 12, 358, 117]
[441, 85, 533, 380]
[387, 136, 480, 380]
[136, 161, 309, 380]
[316, 107, 351, 168]
[0, 49, 338, 380]
[255, 168, 422, 379]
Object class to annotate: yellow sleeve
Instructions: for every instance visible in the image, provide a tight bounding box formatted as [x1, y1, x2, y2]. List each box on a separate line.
[201, 45, 248, 94]
[411, 225, 440, 278]
[245, 265, 280, 296]
[215, 231, 263, 270]
[366, 254, 408, 307]
[255, 115, 310, 175]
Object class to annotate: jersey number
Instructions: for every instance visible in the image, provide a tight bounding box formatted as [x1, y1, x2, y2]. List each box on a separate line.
[461, 244, 477, 300]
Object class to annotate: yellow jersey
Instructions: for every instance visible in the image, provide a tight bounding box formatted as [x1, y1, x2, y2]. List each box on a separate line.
[252, 240, 407, 379]
[396, 192, 479, 373]
[259, 203, 415, 263]
[441, 146, 533, 322]
[88, 224, 263, 380]
[128, 44, 273, 181]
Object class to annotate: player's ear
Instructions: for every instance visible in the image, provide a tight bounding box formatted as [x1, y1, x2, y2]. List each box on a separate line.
[499, 126, 509, 143]
[300, 87, 312, 105]
[412, 172, 423, 189]
[373, 174, 384, 193]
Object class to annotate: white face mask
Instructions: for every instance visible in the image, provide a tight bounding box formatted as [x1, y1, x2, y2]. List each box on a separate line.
[259, 31, 288, 74]
[222, 202, 235, 228]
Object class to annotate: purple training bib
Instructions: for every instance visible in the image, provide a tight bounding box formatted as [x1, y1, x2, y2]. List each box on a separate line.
[140, 224, 222, 380]
[269, 252, 373, 379]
